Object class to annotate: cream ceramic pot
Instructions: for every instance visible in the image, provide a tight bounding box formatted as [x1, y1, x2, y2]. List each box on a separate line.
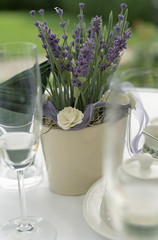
[41, 116, 127, 196]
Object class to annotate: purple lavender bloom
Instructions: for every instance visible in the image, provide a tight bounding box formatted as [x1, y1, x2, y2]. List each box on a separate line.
[87, 15, 107, 55]
[123, 28, 132, 40]
[121, 3, 127, 11]
[78, 14, 83, 20]
[114, 24, 121, 33]
[72, 39, 95, 88]
[62, 34, 68, 40]
[30, 10, 36, 16]
[54, 7, 63, 17]
[113, 64, 117, 70]
[77, 81, 82, 88]
[70, 41, 75, 46]
[64, 45, 70, 51]
[105, 27, 131, 67]
[60, 64, 65, 71]
[62, 51, 68, 58]
[100, 63, 108, 70]
[87, 16, 102, 38]
[34, 21, 61, 61]
[60, 22, 66, 28]
[118, 14, 124, 21]
[72, 24, 82, 57]
[71, 3, 85, 58]
[67, 54, 73, 61]
[79, 3, 85, 9]
[34, 21, 40, 27]
[38, 9, 44, 15]
[42, 44, 47, 50]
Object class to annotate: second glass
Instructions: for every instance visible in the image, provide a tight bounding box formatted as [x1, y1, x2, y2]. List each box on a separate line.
[102, 68, 158, 240]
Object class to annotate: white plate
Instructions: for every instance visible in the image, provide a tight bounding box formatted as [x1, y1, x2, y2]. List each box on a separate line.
[83, 178, 117, 240]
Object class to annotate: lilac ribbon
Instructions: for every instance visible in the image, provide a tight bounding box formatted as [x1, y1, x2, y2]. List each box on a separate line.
[120, 82, 149, 154]
[43, 101, 59, 125]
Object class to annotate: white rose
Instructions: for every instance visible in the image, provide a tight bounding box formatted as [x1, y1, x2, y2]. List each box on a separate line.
[57, 107, 84, 130]
[101, 90, 136, 109]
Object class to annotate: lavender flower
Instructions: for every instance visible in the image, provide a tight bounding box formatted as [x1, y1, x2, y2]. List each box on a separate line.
[72, 3, 85, 58]
[38, 9, 44, 15]
[118, 14, 124, 21]
[87, 16, 102, 38]
[105, 27, 131, 67]
[72, 39, 96, 88]
[34, 21, 61, 60]
[121, 3, 127, 11]
[34, 21, 40, 27]
[30, 10, 36, 16]
[54, 7, 68, 44]
[78, 14, 83, 20]
[114, 23, 121, 33]
[54, 7, 63, 17]
[72, 25, 81, 57]
[60, 22, 66, 28]
[79, 3, 85, 9]
[123, 28, 132, 40]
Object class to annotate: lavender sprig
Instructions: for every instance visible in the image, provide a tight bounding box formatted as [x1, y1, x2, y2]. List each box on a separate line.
[54, 7, 68, 42]
[30, 2, 131, 113]
[72, 3, 85, 58]
[73, 39, 96, 89]
[87, 16, 102, 39]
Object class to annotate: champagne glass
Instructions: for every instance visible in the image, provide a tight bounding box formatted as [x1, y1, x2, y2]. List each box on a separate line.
[0, 42, 56, 239]
[102, 69, 158, 240]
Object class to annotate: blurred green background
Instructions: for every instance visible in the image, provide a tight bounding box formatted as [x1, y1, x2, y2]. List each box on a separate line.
[1, 0, 158, 67]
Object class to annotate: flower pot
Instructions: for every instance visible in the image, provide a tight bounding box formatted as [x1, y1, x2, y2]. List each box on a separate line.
[41, 116, 127, 195]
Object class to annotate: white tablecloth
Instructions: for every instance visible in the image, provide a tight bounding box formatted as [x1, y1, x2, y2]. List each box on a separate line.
[0, 163, 106, 240]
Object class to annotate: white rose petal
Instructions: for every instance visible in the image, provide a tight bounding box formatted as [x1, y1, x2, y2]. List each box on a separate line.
[102, 90, 130, 105]
[101, 90, 136, 109]
[57, 107, 84, 130]
[117, 93, 130, 105]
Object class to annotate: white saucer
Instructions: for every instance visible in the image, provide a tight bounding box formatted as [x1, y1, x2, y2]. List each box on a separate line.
[83, 178, 117, 240]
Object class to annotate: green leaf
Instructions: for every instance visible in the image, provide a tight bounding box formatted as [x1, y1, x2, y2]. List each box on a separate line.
[40, 61, 51, 93]
[106, 11, 113, 43]
[63, 58, 69, 66]
[102, 55, 108, 64]
[74, 87, 81, 98]
[101, 66, 113, 83]
[77, 77, 86, 84]
[81, 81, 89, 93]
[62, 70, 71, 83]
[121, 9, 128, 35]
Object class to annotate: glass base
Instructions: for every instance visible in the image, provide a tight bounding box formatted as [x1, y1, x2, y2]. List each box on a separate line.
[0, 217, 56, 240]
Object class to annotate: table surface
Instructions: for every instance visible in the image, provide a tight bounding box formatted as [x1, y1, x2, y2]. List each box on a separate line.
[0, 90, 156, 240]
[0, 152, 107, 240]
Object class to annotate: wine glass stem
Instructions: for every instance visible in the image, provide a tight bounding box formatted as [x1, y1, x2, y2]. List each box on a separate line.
[17, 170, 33, 232]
